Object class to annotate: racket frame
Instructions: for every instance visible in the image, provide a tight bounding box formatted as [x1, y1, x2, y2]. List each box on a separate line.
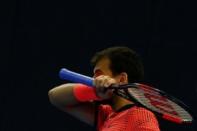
[109, 83, 195, 124]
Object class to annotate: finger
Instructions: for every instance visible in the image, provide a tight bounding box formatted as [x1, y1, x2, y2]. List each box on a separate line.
[104, 78, 116, 88]
[93, 75, 104, 87]
[95, 75, 108, 87]
[94, 76, 105, 92]
[100, 76, 110, 87]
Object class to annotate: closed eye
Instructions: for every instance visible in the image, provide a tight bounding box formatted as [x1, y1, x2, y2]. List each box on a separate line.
[93, 69, 103, 78]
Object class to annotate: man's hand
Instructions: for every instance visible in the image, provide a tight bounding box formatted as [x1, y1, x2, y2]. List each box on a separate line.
[93, 75, 117, 100]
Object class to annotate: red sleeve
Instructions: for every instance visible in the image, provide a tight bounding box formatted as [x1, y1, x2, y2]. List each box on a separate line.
[97, 104, 113, 131]
[126, 107, 160, 131]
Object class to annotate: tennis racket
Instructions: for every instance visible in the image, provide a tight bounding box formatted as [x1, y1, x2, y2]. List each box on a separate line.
[59, 68, 195, 124]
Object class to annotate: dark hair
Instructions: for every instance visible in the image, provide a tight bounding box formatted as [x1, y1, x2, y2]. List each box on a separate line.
[91, 46, 144, 83]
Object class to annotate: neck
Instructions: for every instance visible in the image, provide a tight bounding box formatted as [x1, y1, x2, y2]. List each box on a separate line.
[111, 95, 134, 111]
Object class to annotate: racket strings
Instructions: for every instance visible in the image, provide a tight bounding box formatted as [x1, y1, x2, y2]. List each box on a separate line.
[128, 87, 193, 122]
[110, 83, 193, 123]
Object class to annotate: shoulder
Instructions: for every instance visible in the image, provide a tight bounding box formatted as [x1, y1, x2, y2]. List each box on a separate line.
[97, 104, 113, 129]
[128, 106, 158, 121]
[98, 104, 113, 115]
[127, 106, 160, 130]
[97, 104, 113, 122]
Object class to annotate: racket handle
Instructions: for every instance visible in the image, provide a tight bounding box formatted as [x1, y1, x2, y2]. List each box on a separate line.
[59, 68, 94, 87]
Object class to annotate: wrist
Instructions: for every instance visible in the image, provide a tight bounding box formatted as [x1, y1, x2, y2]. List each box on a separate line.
[73, 84, 102, 102]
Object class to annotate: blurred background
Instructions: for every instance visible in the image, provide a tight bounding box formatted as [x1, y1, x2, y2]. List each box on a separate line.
[1, 0, 197, 131]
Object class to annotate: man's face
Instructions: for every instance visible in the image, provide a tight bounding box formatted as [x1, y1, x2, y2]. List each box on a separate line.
[93, 57, 128, 105]
[93, 57, 117, 103]
[93, 57, 113, 79]
[93, 57, 127, 84]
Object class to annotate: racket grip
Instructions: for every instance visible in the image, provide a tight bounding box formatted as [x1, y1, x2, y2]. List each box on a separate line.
[59, 68, 94, 87]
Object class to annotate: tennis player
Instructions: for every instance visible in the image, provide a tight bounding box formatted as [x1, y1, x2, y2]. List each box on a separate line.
[48, 46, 160, 131]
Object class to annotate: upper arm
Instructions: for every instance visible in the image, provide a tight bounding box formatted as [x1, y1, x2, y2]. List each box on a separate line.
[127, 107, 160, 131]
[60, 103, 95, 126]
[48, 84, 78, 107]
[48, 84, 96, 126]
[59, 102, 96, 126]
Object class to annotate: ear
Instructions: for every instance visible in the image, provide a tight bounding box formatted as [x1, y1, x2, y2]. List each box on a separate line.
[119, 72, 128, 83]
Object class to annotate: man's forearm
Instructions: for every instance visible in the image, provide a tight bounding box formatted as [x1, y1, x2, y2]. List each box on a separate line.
[48, 83, 78, 108]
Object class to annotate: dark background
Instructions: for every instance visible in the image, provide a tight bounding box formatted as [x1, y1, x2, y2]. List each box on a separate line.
[1, 0, 197, 131]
